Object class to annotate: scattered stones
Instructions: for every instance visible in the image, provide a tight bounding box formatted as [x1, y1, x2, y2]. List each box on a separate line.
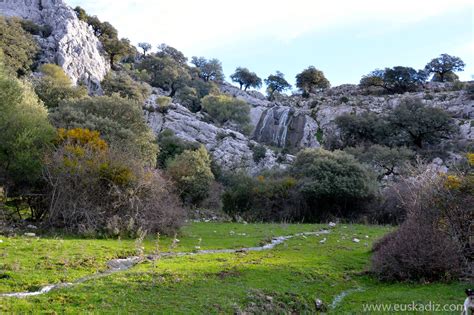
[353, 238, 361, 243]
[26, 225, 38, 230]
[329, 222, 337, 228]
[314, 298, 327, 312]
[24, 233, 36, 237]
[320, 238, 327, 244]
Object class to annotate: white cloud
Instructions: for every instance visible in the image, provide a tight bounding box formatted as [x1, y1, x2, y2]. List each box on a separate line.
[68, 0, 473, 53]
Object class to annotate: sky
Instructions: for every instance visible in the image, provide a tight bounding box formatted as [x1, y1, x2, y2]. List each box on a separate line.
[68, 0, 474, 89]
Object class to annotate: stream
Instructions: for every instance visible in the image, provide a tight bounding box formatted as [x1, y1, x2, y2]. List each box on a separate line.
[0, 230, 330, 298]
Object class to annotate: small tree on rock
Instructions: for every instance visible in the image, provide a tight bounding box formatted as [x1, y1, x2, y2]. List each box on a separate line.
[138, 42, 152, 57]
[296, 66, 330, 97]
[230, 67, 262, 91]
[264, 71, 291, 100]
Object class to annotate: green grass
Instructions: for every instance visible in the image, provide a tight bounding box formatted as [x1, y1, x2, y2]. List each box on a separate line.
[0, 223, 468, 314]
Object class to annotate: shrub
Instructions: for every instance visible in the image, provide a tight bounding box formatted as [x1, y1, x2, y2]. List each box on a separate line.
[0, 17, 39, 76]
[101, 71, 151, 102]
[252, 145, 267, 163]
[49, 95, 158, 166]
[157, 129, 198, 168]
[201, 94, 251, 129]
[222, 171, 302, 222]
[371, 218, 462, 282]
[43, 128, 185, 235]
[345, 145, 415, 180]
[292, 149, 377, 219]
[34, 64, 88, 108]
[155, 96, 172, 113]
[167, 146, 214, 204]
[0, 60, 55, 195]
[371, 171, 472, 282]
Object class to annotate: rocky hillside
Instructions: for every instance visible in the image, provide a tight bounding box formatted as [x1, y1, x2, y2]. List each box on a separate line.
[0, 0, 109, 92]
[145, 82, 473, 173]
[1, 1, 472, 174]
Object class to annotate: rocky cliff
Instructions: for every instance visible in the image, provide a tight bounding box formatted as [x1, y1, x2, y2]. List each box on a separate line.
[147, 82, 473, 173]
[0, 0, 109, 92]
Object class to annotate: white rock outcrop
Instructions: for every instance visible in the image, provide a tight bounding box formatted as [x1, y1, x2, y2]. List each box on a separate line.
[145, 95, 292, 173]
[0, 0, 109, 92]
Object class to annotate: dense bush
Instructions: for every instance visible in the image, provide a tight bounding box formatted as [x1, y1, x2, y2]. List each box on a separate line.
[360, 67, 427, 94]
[157, 129, 198, 168]
[292, 149, 377, 220]
[0, 59, 55, 195]
[252, 145, 267, 163]
[138, 55, 191, 96]
[346, 145, 414, 180]
[371, 170, 473, 282]
[0, 17, 39, 76]
[176, 79, 219, 113]
[167, 146, 214, 204]
[34, 64, 88, 108]
[222, 149, 376, 222]
[43, 128, 185, 235]
[336, 98, 458, 150]
[101, 71, 151, 102]
[201, 94, 250, 130]
[49, 95, 158, 166]
[222, 172, 303, 222]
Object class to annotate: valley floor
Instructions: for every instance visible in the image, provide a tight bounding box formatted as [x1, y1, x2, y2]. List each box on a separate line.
[0, 223, 468, 313]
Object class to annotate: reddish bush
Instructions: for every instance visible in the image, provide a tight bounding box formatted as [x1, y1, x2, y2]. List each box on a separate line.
[371, 169, 472, 282]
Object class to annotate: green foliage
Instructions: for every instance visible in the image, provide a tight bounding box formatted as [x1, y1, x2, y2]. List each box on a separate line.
[335, 112, 391, 147]
[295, 66, 330, 97]
[45, 128, 184, 235]
[49, 95, 158, 166]
[138, 55, 191, 97]
[346, 145, 415, 180]
[157, 129, 199, 169]
[157, 44, 188, 65]
[0, 61, 55, 193]
[34, 64, 88, 108]
[19, 19, 52, 38]
[103, 37, 133, 68]
[201, 94, 251, 130]
[191, 56, 224, 82]
[425, 54, 465, 83]
[264, 71, 291, 100]
[167, 146, 214, 204]
[222, 172, 300, 221]
[138, 42, 152, 56]
[360, 67, 427, 94]
[251, 145, 267, 163]
[78, 12, 132, 68]
[230, 67, 262, 91]
[101, 71, 151, 102]
[292, 149, 376, 218]
[336, 98, 458, 149]
[176, 79, 220, 112]
[155, 96, 172, 113]
[0, 17, 39, 76]
[388, 98, 458, 148]
[73, 6, 88, 22]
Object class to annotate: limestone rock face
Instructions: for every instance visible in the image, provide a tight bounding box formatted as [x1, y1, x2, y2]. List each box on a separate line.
[144, 95, 291, 174]
[0, 0, 109, 92]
